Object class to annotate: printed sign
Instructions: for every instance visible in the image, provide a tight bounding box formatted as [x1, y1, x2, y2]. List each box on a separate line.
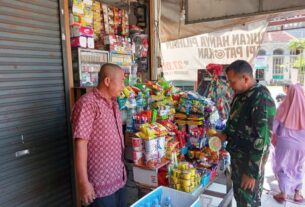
[161, 21, 268, 81]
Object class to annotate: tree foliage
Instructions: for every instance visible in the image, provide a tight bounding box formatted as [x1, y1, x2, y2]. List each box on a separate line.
[289, 38, 305, 71]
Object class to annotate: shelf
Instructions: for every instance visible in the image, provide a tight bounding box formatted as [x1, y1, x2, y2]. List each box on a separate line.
[134, 159, 170, 171]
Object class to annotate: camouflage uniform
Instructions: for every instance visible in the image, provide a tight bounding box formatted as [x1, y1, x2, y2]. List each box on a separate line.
[223, 84, 276, 207]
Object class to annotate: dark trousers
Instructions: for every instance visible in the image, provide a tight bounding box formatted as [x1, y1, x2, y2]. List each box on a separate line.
[231, 153, 268, 207]
[89, 187, 127, 207]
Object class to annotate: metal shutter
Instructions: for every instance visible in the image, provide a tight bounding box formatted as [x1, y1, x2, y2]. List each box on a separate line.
[0, 0, 73, 206]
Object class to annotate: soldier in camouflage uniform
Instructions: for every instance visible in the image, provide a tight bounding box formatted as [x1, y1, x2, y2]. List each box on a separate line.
[216, 60, 276, 207]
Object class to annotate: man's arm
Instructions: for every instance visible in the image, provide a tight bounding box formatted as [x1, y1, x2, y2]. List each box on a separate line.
[214, 131, 227, 143]
[246, 97, 275, 179]
[75, 138, 95, 206]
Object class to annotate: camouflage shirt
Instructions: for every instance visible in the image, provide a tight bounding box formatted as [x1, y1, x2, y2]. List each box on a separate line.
[223, 84, 276, 179]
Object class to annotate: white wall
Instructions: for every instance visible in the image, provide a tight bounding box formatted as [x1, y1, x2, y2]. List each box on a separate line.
[256, 42, 292, 83]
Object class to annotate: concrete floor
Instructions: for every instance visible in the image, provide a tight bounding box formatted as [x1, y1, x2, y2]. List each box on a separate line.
[125, 161, 139, 206]
[126, 151, 305, 207]
[260, 150, 305, 207]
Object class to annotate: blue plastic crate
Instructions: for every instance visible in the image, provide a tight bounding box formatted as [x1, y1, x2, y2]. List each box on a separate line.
[201, 172, 211, 187]
[131, 186, 199, 207]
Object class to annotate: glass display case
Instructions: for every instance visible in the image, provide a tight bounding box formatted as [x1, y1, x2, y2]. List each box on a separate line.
[72, 48, 109, 87]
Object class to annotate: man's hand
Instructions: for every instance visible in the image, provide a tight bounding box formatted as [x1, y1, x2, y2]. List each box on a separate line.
[79, 181, 95, 206]
[241, 174, 256, 191]
[214, 132, 227, 143]
[75, 139, 95, 206]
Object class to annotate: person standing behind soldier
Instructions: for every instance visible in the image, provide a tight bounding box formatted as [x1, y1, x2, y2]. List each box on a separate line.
[272, 84, 305, 203]
[215, 60, 276, 207]
[71, 63, 127, 207]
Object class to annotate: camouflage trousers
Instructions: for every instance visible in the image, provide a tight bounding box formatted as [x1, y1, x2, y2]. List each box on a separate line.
[230, 153, 269, 207]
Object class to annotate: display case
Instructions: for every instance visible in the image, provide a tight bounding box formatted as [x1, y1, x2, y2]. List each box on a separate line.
[72, 48, 109, 87]
[110, 53, 133, 74]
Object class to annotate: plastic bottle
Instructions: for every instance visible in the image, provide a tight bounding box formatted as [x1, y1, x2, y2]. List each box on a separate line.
[152, 197, 160, 207]
[163, 196, 172, 207]
[129, 61, 138, 86]
[126, 110, 134, 132]
[126, 108, 136, 132]
[136, 92, 144, 113]
[144, 202, 151, 207]
[145, 90, 151, 110]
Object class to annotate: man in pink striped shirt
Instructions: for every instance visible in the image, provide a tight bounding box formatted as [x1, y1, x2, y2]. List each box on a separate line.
[71, 63, 126, 207]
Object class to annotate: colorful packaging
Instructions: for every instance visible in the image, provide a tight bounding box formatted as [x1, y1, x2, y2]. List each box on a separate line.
[101, 4, 109, 34]
[82, 4, 93, 27]
[133, 150, 144, 165]
[87, 37, 94, 48]
[132, 137, 143, 151]
[122, 10, 129, 36]
[90, 72, 98, 85]
[158, 120, 178, 132]
[70, 13, 82, 26]
[145, 152, 160, 168]
[71, 36, 87, 48]
[133, 34, 149, 58]
[71, 26, 94, 37]
[72, 0, 84, 15]
[137, 123, 168, 140]
[144, 138, 158, 153]
[92, 1, 101, 38]
[83, 0, 93, 5]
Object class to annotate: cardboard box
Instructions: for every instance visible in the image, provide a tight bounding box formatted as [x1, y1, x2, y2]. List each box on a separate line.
[133, 166, 158, 187]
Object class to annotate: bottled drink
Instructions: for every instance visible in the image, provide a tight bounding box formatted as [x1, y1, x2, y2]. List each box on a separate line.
[129, 61, 138, 86]
[152, 198, 160, 207]
[163, 196, 172, 207]
[136, 92, 144, 113]
[126, 108, 136, 132]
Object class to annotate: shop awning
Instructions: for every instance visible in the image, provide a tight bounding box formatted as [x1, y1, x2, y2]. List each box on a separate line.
[160, 0, 305, 42]
[184, 0, 305, 24]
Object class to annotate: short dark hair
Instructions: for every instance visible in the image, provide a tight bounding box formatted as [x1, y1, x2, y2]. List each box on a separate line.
[98, 63, 121, 83]
[226, 60, 253, 77]
[282, 81, 291, 89]
[276, 93, 286, 102]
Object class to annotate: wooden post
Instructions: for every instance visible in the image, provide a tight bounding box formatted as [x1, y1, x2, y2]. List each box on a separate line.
[63, 0, 75, 110]
[149, 0, 159, 81]
[62, 1, 80, 207]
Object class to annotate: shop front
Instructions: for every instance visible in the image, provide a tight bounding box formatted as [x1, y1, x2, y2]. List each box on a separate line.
[1, 0, 305, 206]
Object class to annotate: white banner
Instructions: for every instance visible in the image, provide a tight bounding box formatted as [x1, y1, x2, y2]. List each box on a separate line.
[161, 21, 268, 81]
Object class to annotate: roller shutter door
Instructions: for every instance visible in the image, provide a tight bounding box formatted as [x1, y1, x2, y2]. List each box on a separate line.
[0, 0, 73, 206]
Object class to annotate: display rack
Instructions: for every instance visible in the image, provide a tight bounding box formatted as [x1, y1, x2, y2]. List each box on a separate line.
[72, 48, 109, 87]
[110, 52, 133, 74]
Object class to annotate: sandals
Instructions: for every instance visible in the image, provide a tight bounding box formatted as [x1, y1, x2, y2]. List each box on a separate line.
[294, 194, 304, 203]
[273, 194, 286, 203]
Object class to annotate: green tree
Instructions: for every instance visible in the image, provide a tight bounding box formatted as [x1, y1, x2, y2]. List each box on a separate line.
[289, 38, 305, 84]
[288, 38, 305, 72]
[293, 56, 305, 70]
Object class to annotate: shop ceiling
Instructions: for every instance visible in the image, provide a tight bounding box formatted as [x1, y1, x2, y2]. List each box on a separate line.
[160, 0, 305, 42]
